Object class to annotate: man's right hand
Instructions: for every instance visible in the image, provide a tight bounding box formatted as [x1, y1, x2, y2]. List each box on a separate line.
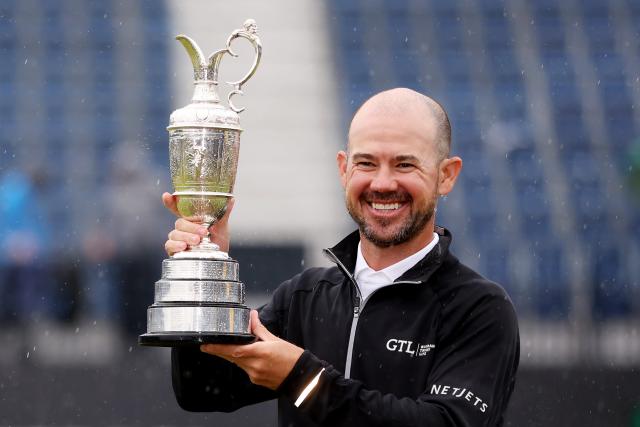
[162, 192, 234, 256]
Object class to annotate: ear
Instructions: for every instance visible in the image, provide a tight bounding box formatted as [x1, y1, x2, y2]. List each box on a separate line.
[437, 156, 462, 196]
[337, 150, 348, 188]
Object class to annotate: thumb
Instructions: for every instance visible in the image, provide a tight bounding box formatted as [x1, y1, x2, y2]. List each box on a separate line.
[250, 310, 277, 341]
[162, 192, 180, 217]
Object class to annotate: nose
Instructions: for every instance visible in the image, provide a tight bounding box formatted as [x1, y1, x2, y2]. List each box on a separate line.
[369, 166, 398, 192]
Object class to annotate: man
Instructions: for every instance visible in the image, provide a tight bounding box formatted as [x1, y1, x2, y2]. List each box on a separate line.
[164, 88, 520, 426]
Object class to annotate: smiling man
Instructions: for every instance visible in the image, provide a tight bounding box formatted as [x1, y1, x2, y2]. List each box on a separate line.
[165, 88, 520, 426]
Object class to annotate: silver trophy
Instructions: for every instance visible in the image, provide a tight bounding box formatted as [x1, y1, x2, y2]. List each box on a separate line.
[139, 20, 262, 346]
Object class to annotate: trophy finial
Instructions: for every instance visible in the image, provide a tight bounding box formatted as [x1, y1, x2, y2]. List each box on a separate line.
[243, 19, 258, 34]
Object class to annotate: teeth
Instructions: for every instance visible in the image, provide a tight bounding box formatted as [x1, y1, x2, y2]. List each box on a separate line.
[371, 202, 400, 210]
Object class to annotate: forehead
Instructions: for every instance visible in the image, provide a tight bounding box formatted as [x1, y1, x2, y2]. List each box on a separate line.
[348, 112, 438, 159]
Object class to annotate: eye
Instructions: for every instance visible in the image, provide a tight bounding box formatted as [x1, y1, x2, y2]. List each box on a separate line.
[397, 162, 415, 170]
[354, 161, 376, 169]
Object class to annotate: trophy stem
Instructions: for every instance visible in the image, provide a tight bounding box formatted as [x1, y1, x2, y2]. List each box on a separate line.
[200, 231, 218, 249]
[171, 226, 229, 260]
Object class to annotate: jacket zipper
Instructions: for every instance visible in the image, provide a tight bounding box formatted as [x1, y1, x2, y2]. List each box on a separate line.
[323, 249, 361, 379]
[323, 249, 421, 379]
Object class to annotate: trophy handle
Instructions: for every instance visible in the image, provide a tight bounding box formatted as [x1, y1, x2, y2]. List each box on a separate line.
[220, 19, 262, 113]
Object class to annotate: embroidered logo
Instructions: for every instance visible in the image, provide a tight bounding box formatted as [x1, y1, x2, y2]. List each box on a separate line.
[430, 384, 489, 413]
[385, 338, 435, 357]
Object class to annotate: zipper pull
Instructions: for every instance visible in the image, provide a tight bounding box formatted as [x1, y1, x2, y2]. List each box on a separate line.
[353, 303, 360, 318]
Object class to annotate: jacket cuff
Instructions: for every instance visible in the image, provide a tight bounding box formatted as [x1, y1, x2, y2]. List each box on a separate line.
[278, 350, 327, 404]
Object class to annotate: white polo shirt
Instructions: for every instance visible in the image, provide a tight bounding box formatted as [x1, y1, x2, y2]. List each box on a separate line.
[353, 233, 440, 302]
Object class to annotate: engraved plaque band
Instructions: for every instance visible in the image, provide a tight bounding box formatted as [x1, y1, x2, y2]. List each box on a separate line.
[155, 280, 244, 304]
[147, 305, 250, 334]
[161, 258, 239, 281]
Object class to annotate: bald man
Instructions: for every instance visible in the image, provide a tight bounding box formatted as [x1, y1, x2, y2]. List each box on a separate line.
[167, 88, 520, 426]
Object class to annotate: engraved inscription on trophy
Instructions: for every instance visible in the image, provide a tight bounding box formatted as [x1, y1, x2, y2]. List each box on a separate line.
[139, 19, 262, 347]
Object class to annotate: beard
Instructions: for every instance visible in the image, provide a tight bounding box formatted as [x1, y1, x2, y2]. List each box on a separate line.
[346, 189, 437, 248]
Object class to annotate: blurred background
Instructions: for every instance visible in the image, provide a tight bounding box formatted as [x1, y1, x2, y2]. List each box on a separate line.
[0, 0, 639, 425]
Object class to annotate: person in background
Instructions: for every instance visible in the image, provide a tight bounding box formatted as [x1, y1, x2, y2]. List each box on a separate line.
[0, 169, 54, 324]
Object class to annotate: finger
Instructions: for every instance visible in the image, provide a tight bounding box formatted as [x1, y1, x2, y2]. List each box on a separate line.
[201, 343, 248, 360]
[175, 218, 209, 236]
[165, 240, 187, 256]
[200, 344, 236, 363]
[168, 229, 203, 246]
[250, 310, 277, 342]
[162, 192, 180, 217]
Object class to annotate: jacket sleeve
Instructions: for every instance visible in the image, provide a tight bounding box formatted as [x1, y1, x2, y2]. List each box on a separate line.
[172, 345, 275, 412]
[276, 292, 520, 426]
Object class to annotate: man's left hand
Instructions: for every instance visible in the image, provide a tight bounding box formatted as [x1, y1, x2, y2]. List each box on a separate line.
[201, 310, 304, 390]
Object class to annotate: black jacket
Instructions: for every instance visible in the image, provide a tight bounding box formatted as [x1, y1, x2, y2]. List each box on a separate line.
[172, 227, 520, 426]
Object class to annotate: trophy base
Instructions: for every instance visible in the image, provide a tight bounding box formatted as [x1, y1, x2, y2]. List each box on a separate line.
[141, 257, 254, 348]
[139, 332, 255, 347]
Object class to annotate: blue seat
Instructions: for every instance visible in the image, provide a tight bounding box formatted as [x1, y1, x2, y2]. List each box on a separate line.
[532, 242, 570, 318]
[468, 211, 499, 249]
[545, 54, 575, 82]
[392, 51, 421, 85]
[437, 53, 472, 85]
[573, 183, 607, 227]
[585, 31, 615, 58]
[330, 0, 362, 13]
[549, 84, 581, 119]
[336, 12, 365, 52]
[465, 181, 497, 220]
[516, 182, 550, 222]
[565, 148, 599, 185]
[593, 55, 626, 84]
[342, 51, 372, 84]
[480, 242, 512, 295]
[592, 241, 633, 319]
[508, 147, 543, 185]
[604, 115, 636, 152]
[556, 118, 589, 148]
[536, 26, 565, 52]
[600, 82, 633, 116]
[490, 52, 522, 82]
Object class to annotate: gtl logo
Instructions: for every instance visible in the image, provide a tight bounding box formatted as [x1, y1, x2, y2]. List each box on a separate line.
[386, 338, 435, 357]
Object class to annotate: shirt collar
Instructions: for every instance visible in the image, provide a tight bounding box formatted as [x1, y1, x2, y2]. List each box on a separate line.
[354, 232, 440, 283]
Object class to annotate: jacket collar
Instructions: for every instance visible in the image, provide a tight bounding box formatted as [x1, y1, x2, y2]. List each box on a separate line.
[323, 226, 452, 284]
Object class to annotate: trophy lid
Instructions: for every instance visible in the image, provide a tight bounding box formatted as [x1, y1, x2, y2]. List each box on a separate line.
[168, 19, 262, 131]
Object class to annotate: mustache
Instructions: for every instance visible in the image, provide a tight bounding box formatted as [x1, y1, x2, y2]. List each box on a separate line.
[361, 190, 411, 202]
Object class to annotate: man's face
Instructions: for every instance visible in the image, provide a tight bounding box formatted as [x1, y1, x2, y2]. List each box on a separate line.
[339, 111, 441, 248]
